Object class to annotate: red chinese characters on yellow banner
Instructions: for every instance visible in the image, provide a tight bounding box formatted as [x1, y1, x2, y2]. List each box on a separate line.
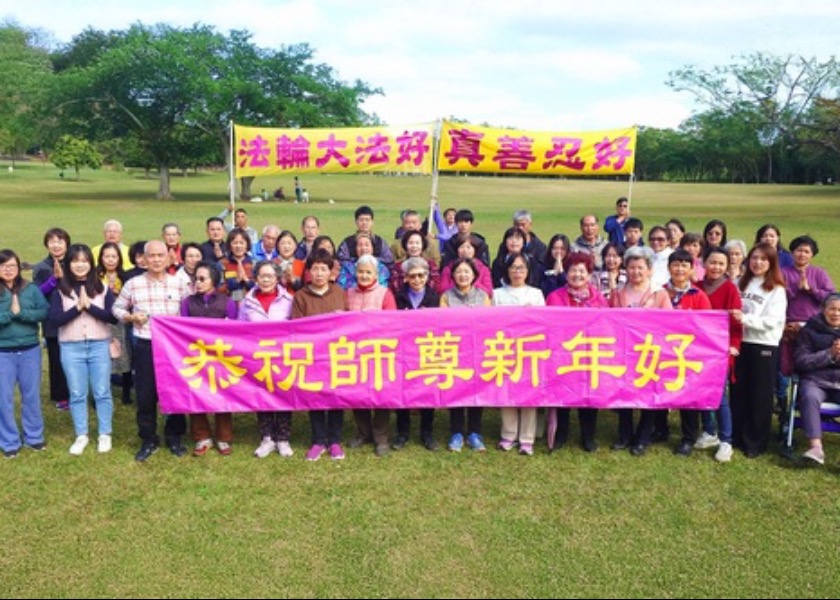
[437, 121, 636, 176]
[234, 124, 435, 177]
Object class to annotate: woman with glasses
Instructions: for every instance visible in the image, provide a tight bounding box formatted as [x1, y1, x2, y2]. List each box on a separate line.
[181, 261, 238, 456]
[492, 252, 546, 456]
[391, 257, 440, 451]
[703, 219, 728, 249]
[239, 260, 295, 458]
[491, 227, 539, 289]
[647, 225, 673, 289]
[0, 249, 49, 458]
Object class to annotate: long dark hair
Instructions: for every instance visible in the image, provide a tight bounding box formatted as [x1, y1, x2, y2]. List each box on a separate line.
[0, 249, 25, 295]
[96, 242, 126, 283]
[59, 244, 104, 298]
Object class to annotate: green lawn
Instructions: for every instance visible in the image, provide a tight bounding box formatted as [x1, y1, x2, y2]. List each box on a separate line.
[1, 163, 839, 598]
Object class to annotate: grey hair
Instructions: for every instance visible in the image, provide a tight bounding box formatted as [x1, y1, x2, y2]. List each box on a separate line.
[402, 256, 429, 274]
[356, 254, 379, 270]
[513, 209, 532, 223]
[623, 245, 654, 269]
[254, 259, 283, 279]
[724, 239, 747, 257]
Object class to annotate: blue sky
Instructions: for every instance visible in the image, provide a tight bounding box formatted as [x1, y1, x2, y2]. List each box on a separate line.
[4, 0, 838, 131]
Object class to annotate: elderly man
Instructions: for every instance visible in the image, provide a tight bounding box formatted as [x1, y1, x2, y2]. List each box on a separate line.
[391, 209, 440, 263]
[511, 210, 547, 268]
[253, 224, 281, 261]
[92, 219, 133, 268]
[112, 240, 191, 462]
[161, 222, 182, 275]
[571, 214, 608, 270]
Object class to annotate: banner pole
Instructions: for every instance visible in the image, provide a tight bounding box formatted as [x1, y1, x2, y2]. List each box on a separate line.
[427, 118, 443, 238]
[228, 121, 236, 211]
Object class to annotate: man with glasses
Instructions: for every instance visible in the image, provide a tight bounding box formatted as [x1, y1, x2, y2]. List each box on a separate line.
[604, 197, 631, 245]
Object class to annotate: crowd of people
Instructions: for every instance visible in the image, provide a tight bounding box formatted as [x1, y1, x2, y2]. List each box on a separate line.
[1, 196, 837, 467]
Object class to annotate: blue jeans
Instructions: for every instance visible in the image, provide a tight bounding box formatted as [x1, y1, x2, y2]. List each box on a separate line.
[60, 339, 113, 436]
[0, 345, 44, 452]
[705, 385, 733, 444]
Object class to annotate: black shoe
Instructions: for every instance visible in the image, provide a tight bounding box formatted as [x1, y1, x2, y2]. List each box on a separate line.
[651, 429, 670, 444]
[167, 440, 187, 458]
[135, 443, 158, 462]
[611, 439, 630, 451]
[674, 442, 693, 457]
[630, 443, 648, 457]
[582, 439, 598, 453]
[421, 436, 439, 451]
[26, 442, 47, 452]
[391, 434, 409, 450]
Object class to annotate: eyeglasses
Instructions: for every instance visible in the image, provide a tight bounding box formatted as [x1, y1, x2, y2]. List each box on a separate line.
[406, 272, 427, 279]
[0, 263, 18, 270]
[650, 237, 667, 242]
[509, 265, 527, 272]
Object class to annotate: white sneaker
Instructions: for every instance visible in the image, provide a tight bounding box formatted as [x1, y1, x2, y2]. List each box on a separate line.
[97, 435, 112, 454]
[253, 436, 276, 458]
[715, 442, 733, 462]
[69, 435, 89, 456]
[694, 432, 720, 450]
[277, 441, 294, 457]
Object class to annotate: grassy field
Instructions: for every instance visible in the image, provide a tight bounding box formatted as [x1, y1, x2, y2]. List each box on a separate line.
[1, 163, 840, 598]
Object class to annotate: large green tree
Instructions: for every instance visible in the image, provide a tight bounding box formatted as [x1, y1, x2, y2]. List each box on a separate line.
[50, 23, 380, 199]
[668, 53, 840, 182]
[0, 23, 53, 164]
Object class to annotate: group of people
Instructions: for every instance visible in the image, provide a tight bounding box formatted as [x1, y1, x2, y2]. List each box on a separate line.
[1, 196, 837, 468]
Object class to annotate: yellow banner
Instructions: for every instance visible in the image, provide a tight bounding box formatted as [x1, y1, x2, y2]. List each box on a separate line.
[436, 122, 636, 175]
[234, 123, 435, 178]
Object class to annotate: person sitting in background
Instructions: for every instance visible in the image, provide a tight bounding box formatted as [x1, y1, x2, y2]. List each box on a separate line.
[571, 214, 608, 271]
[253, 225, 280, 262]
[337, 233, 390, 290]
[390, 230, 440, 295]
[539, 233, 571, 297]
[337, 205, 394, 271]
[438, 234, 493, 299]
[441, 209, 490, 267]
[793, 293, 840, 465]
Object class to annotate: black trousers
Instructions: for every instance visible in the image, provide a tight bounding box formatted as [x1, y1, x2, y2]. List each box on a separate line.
[134, 339, 186, 445]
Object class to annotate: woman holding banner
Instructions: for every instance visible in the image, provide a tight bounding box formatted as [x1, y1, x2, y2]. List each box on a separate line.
[545, 252, 608, 453]
[609, 246, 672, 456]
[292, 250, 349, 461]
[441, 257, 492, 452]
[493, 252, 545, 456]
[239, 260, 295, 459]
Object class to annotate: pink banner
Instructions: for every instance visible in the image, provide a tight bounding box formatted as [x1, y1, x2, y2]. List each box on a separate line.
[151, 307, 730, 414]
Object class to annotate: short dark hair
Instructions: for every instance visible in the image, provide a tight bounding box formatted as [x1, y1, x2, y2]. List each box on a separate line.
[43, 227, 71, 248]
[789, 235, 819, 256]
[625, 217, 643, 231]
[306, 248, 335, 271]
[194, 260, 222, 287]
[354, 205, 374, 220]
[668, 248, 694, 265]
[455, 209, 474, 223]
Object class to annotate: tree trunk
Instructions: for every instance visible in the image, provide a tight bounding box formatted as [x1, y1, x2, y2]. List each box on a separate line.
[157, 165, 172, 199]
[240, 176, 254, 200]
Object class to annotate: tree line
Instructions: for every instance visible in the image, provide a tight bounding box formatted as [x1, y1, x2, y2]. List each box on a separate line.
[1, 22, 839, 196]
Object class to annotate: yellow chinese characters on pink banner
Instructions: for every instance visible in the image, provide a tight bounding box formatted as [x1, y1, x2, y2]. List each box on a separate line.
[437, 121, 637, 176]
[234, 123, 435, 178]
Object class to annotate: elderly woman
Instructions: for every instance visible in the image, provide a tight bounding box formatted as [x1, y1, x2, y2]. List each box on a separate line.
[793, 293, 840, 464]
[493, 252, 546, 456]
[441, 257, 491, 452]
[546, 252, 608, 452]
[392, 257, 440, 451]
[346, 254, 397, 456]
[725, 239, 747, 283]
[610, 246, 672, 456]
[239, 260, 295, 459]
